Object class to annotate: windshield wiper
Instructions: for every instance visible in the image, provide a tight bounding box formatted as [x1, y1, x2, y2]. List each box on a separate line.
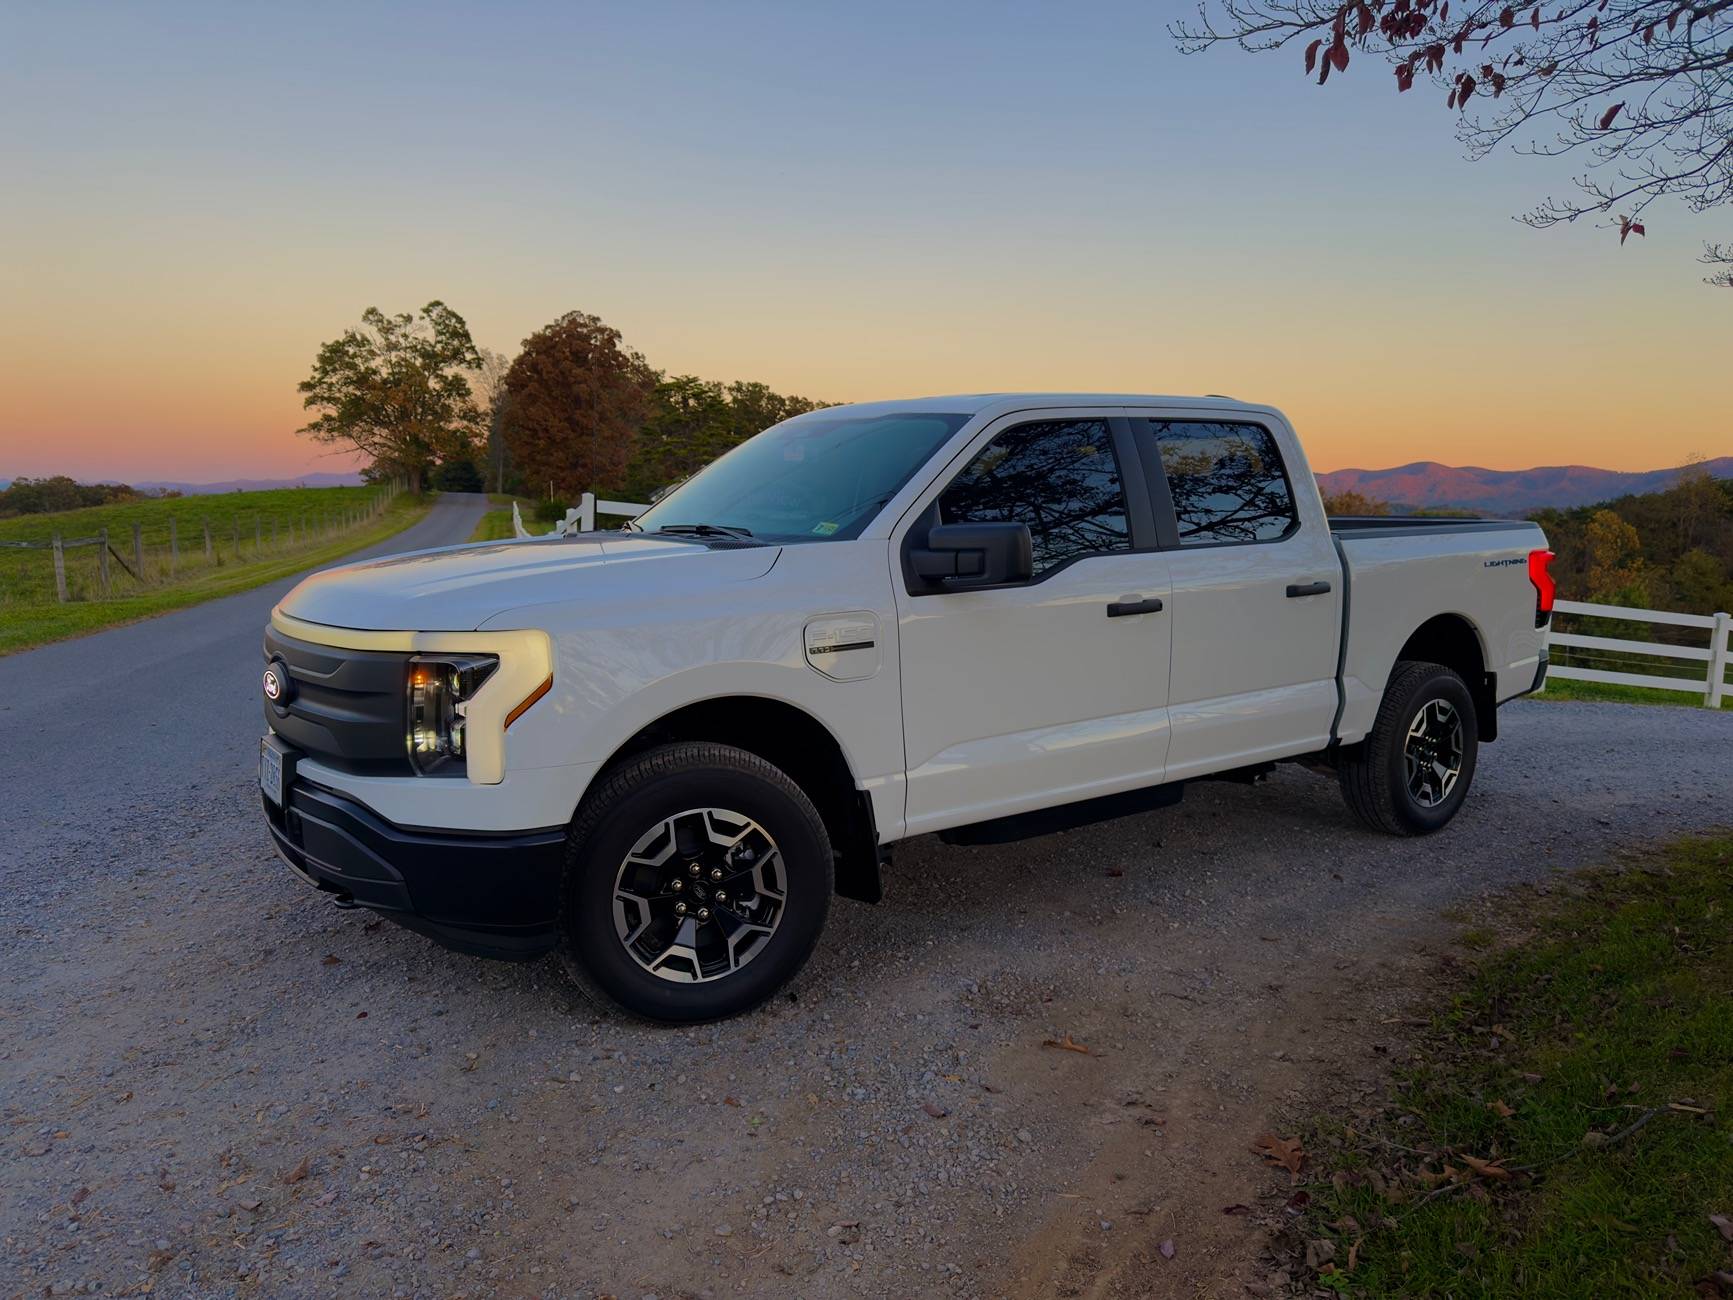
[655, 523, 757, 540]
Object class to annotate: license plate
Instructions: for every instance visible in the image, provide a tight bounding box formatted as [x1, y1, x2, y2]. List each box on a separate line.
[260, 738, 285, 805]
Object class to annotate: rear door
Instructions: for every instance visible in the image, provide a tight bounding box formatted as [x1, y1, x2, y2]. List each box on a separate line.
[893, 410, 1174, 836]
[1127, 412, 1341, 778]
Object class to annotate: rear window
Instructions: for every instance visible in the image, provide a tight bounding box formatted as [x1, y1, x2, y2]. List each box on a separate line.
[1143, 420, 1297, 545]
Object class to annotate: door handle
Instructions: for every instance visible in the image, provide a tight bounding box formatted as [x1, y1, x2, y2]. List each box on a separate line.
[1106, 597, 1164, 618]
[1286, 581, 1333, 598]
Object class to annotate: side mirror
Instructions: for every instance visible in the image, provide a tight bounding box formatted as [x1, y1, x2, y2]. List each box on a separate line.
[908, 522, 1033, 592]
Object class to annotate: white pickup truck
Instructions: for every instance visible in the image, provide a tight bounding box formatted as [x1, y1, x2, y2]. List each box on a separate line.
[260, 394, 1554, 1020]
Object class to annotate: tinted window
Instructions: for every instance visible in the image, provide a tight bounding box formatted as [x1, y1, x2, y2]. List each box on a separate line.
[938, 419, 1130, 574]
[632, 412, 970, 542]
[1148, 421, 1297, 545]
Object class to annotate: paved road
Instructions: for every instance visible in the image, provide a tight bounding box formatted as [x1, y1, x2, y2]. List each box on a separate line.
[1, 518, 1729, 1298]
[0, 492, 488, 862]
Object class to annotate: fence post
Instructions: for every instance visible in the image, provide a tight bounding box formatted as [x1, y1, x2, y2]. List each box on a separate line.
[232, 518, 240, 553]
[1709, 611, 1730, 710]
[579, 492, 596, 532]
[131, 523, 143, 575]
[203, 517, 213, 561]
[256, 516, 262, 551]
[169, 518, 178, 575]
[52, 533, 67, 602]
[98, 527, 111, 595]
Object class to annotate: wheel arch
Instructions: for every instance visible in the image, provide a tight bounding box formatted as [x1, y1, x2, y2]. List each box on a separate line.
[588, 695, 884, 903]
[1394, 613, 1497, 741]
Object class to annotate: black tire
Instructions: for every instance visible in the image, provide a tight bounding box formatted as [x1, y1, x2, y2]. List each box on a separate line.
[1337, 660, 1479, 836]
[556, 742, 833, 1022]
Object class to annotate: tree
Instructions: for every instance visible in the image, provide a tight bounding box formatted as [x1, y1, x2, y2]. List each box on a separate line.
[297, 302, 485, 493]
[1322, 487, 1392, 515]
[1172, 2, 1733, 285]
[472, 347, 515, 494]
[501, 311, 656, 499]
[620, 376, 829, 502]
[1671, 547, 1732, 612]
[1584, 506, 1648, 600]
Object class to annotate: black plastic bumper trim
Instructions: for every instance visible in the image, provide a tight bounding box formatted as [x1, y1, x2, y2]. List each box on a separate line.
[263, 779, 567, 961]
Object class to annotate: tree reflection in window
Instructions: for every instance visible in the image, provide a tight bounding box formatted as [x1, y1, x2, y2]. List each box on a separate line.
[1149, 422, 1297, 545]
[939, 420, 1130, 574]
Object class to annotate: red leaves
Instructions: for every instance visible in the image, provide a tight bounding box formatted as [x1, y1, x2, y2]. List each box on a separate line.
[1305, 38, 1323, 73]
[1599, 101, 1625, 130]
[1499, 6, 1515, 28]
[1331, 40, 1350, 72]
[1618, 215, 1646, 244]
[1396, 62, 1416, 91]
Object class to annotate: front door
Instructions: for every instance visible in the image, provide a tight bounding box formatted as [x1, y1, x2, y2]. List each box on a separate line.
[894, 412, 1174, 837]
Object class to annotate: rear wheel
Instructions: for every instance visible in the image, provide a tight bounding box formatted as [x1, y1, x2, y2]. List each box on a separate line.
[556, 742, 832, 1022]
[1338, 660, 1479, 836]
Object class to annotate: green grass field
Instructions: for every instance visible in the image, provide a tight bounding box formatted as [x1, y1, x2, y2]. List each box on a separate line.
[1537, 675, 1730, 711]
[1293, 834, 1733, 1297]
[0, 486, 429, 655]
[469, 494, 538, 542]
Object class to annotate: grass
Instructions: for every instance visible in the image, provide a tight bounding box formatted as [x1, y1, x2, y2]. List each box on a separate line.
[469, 494, 538, 542]
[0, 488, 430, 655]
[1292, 834, 1733, 1298]
[1537, 675, 1730, 711]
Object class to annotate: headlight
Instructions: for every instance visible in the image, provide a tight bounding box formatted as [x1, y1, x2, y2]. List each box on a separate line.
[406, 655, 498, 774]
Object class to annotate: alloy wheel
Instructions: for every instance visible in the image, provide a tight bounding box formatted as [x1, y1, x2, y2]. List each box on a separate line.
[1403, 698, 1464, 808]
[610, 807, 786, 983]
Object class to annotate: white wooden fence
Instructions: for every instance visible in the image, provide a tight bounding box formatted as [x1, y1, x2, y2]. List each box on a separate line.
[1548, 599, 1730, 709]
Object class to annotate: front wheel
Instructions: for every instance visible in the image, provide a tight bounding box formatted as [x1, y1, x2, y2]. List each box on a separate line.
[1337, 660, 1479, 836]
[556, 743, 833, 1022]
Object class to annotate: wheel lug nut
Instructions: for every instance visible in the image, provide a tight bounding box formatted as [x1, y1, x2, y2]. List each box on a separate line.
[670, 879, 684, 892]
[715, 890, 728, 903]
[710, 867, 724, 881]
[674, 901, 687, 916]
[696, 907, 710, 922]
[688, 863, 700, 878]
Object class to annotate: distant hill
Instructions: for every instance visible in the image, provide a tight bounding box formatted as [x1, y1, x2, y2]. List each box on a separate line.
[132, 471, 365, 495]
[1316, 457, 1733, 513]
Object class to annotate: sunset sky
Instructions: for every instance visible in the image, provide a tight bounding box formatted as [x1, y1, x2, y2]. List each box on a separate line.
[2, 1, 1725, 484]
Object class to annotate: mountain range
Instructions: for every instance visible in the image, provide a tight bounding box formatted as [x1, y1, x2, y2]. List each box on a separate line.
[1315, 457, 1733, 513]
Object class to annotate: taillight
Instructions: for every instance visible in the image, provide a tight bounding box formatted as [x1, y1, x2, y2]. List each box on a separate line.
[1528, 549, 1556, 627]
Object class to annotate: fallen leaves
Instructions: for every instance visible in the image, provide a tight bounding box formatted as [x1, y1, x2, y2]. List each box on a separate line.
[320, 954, 342, 966]
[1487, 1098, 1516, 1118]
[921, 1102, 949, 1120]
[1710, 1212, 1733, 1243]
[1252, 1133, 1306, 1182]
[1042, 1034, 1091, 1055]
[1458, 1154, 1512, 1182]
[1157, 1237, 1176, 1260]
[283, 1156, 310, 1185]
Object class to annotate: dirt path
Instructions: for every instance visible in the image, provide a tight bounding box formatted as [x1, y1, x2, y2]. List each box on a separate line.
[2, 697, 1729, 1299]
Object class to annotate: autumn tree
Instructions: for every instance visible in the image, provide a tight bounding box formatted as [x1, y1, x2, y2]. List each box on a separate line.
[1584, 506, 1648, 600]
[621, 377, 829, 502]
[297, 302, 484, 493]
[1172, 1, 1733, 286]
[501, 312, 656, 499]
[1321, 487, 1392, 515]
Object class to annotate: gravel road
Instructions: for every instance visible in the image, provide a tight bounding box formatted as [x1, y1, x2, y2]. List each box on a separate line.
[3, 521, 1730, 1298]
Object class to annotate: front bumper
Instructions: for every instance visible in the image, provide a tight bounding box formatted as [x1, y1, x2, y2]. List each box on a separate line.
[263, 774, 567, 961]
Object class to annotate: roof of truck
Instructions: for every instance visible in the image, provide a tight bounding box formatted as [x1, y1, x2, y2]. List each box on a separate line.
[807, 393, 1281, 420]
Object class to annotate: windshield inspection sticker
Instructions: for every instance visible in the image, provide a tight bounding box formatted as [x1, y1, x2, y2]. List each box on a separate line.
[811, 521, 839, 535]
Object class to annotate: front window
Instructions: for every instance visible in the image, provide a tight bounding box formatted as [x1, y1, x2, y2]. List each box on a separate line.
[939, 419, 1131, 575]
[631, 412, 970, 543]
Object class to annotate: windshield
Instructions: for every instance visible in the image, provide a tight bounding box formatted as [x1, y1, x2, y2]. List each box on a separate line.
[631, 411, 970, 542]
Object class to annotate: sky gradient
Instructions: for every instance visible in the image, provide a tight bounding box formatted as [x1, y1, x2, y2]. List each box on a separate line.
[2, 1, 1726, 483]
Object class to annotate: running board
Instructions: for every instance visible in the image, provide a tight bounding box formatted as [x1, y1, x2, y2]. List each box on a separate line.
[937, 782, 1185, 847]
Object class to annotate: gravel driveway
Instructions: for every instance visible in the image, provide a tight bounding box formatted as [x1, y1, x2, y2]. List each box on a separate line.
[4, 526, 1729, 1298]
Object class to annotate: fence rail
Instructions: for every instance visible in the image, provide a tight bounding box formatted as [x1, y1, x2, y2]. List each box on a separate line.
[1548, 598, 1730, 708]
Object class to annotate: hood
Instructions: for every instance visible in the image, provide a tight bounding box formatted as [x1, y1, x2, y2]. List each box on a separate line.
[276, 533, 781, 632]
